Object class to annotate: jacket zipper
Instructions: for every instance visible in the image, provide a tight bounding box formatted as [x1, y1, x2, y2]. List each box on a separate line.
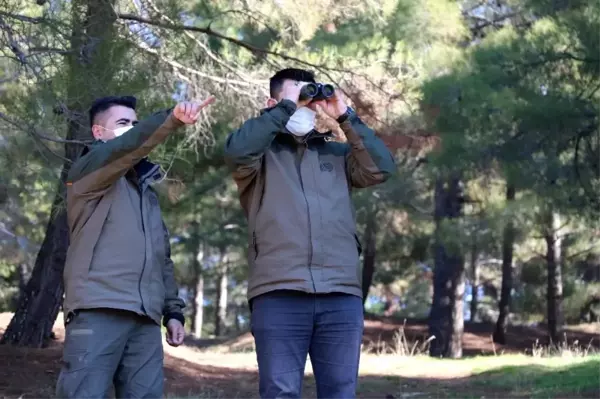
[298, 140, 316, 292]
[252, 231, 259, 260]
[137, 179, 147, 314]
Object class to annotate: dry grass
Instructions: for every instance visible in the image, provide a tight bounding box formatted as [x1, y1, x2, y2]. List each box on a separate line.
[0, 312, 599, 398]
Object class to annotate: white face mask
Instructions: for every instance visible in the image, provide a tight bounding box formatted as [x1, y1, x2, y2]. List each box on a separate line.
[285, 107, 316, 136]
[113, 125, 133, 137]
[100, 125, 133, 142]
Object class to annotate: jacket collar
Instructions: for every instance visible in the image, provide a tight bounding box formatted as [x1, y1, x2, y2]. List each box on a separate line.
[134, 158, 162, 184]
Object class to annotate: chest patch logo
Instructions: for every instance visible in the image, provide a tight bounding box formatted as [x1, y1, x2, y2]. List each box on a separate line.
[320, 162, 334, 172]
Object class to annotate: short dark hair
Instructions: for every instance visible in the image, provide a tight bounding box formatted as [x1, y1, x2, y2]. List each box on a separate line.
[88, 95, 137, 127]
[269, 68, 316, 98]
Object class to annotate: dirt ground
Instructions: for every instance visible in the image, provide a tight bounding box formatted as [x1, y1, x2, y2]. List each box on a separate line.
[0, 312, 598, 398]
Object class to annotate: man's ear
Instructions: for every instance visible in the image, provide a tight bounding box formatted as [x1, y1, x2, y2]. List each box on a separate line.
[265, 98, 278, 108]
[91, 125, 103, 141]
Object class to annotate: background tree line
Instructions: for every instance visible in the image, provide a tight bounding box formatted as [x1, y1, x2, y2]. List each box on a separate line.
[0, 0, 598, 358]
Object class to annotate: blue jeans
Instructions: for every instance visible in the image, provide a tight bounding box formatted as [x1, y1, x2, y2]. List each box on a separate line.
[250, 290, 364, 399]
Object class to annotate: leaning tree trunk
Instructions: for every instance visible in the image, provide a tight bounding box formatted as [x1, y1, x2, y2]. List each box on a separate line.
[361, 210, 377, 305]
[429, 175, 465, 359]
[493, 184, 516, 344]
[544, 210, 564, 343]
[17, 264, 27, 293]
[1, 0, 118, 347]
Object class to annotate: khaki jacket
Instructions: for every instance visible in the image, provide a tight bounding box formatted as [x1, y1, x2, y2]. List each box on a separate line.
[63, 110, 185, 325]
[224, 100, 396, 300]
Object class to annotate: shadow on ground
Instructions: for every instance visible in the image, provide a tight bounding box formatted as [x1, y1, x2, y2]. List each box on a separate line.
[181, 314, 600, 357]
[0, 312, 598, 398]
[0, 336, 598, 399]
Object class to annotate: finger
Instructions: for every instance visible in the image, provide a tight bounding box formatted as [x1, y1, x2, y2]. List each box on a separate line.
[188, 105, 199, 122]
[185, 102, 193, 119]
[191, 96, 216, 120]
[309, 100, 325, 110]
[197, 95, 216, 110]
[192, 103, 201, 115]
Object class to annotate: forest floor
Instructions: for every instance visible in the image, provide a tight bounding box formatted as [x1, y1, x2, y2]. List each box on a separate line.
[0, 312, 598, 398]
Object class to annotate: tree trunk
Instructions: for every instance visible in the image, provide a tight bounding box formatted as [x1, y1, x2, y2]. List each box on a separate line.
[214, 250, 228, 337]
[469, 242, 479, 322]
[544, 210, 563, 343]
[1, 0, 118, 347]
[218, 269, 228, 331]
[493, 184, 516, 344]
[191, 239, 205, 339]
[214, 272, 228, 336]
[193, 275, 204, 339]
[428, 175, 465, 359]
[361, 210, 377, 305]
[234, 304, 241, 332]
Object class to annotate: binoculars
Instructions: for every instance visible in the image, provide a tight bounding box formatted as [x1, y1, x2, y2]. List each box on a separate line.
[299, 83, 335, 102]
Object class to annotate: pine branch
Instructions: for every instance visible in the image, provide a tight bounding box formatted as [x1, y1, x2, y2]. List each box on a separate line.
[0, 111, 89, 146]
[117, 13, 329, 71]
[0, 11, 46, 24]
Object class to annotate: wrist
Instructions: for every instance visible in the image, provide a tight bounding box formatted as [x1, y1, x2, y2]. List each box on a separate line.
[336, 106, 354, 124]
[163, 311, 185, 327]
[335, 106, 348, 119]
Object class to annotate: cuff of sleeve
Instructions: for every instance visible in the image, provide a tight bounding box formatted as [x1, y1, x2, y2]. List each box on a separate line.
[163, 312, 185, 327]
[166, 108, 186, 129]
[340, 114, 365, 146]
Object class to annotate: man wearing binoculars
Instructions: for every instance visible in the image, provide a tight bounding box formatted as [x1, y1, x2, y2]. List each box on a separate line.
[224, 68, 396, 398]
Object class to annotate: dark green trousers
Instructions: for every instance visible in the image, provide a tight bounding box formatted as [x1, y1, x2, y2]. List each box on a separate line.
[56, 308, 164, 398]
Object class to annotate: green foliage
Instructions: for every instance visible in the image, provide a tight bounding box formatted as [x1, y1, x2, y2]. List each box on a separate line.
[1, 0, 599, 338]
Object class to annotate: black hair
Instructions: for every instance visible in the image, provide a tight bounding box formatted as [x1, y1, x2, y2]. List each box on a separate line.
[88, 95, 137, 127]
[269, 68, 316, 98]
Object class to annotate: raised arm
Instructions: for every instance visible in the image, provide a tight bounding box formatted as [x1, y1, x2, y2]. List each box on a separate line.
[341, 112, 396, 188]
[223, 100, 296, 214]
[68, 98, 214, 197]
[224, 99, 296, 170]
[314, 89, 396, 188]
[224, 79, 308, 179]
[68, 110, 183, 196]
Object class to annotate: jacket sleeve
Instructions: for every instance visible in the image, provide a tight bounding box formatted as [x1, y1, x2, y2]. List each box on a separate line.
[223, 99, 296, 176]
[341, 113, 396, 188]
[223, 100, 296, 215]
[161, 220, 186, 327]
[67, 109, 184, 196]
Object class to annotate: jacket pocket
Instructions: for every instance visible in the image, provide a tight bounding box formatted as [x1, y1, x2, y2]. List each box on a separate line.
[354, 233, 363, 256]
[252, 231, 259, 260]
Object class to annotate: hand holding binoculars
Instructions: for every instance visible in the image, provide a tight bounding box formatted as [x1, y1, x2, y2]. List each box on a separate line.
[299, 83, 336, 102]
